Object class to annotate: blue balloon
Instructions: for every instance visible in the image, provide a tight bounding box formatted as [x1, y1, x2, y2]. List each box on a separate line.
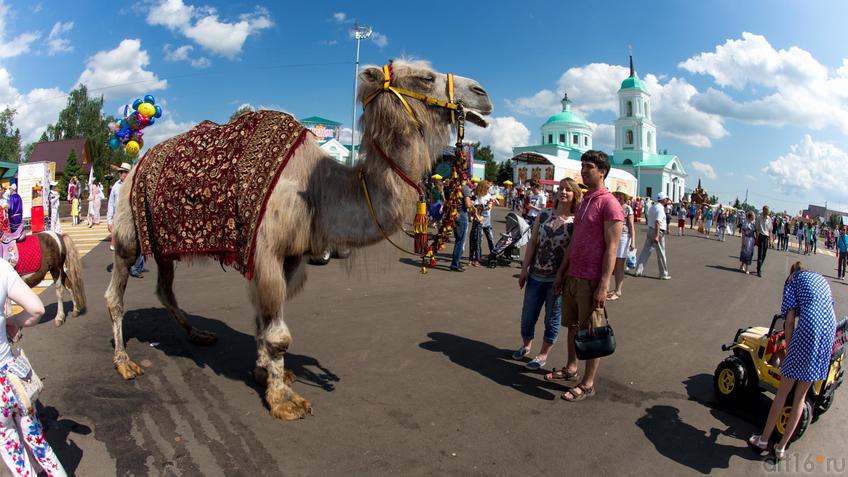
[109, 137, 120, 150]
[144, 94, 155, 105]
[132, 99, 143, 110]
[147, 116, 156, 126]
[153, 105, 162, 118]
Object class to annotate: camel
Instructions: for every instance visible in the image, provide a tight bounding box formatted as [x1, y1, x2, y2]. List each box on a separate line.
[105, 59, 492, 420]
[7, 231, 86, 326]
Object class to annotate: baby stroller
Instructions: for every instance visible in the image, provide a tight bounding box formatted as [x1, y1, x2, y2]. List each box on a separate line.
[487, 212, 531, 267]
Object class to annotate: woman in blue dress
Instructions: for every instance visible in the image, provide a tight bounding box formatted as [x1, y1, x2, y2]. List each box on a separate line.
[739, 211, 756, 274]
[748, 262, 836, 460]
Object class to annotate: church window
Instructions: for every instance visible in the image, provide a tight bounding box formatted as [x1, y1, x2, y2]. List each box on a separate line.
[573, 134, 579, 145]
[548, 134, 553, 144]
[584, 136, 588, 146]
[645, 103, 650, 119]
[647, 131, 653, 150]
[559, 133, 565, 144]
[626, 130, 634, 145]
[626, 101, 633, 117]
[623, 159, 633, 165]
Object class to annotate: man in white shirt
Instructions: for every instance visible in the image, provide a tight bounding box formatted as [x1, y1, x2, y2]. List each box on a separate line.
[754, 206, 773, 277]
[635, 192, 671, 279]
[525, 181, 546, 222]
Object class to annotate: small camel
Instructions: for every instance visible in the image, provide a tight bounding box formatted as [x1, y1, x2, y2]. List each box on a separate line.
[105, 59, 492, 420]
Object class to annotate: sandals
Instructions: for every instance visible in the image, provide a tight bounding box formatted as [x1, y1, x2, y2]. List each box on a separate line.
[561, 384, 595, 402]
[747, 435, 768, 453]
[606, 291, 621, 301]
[544, 368, 580, 382]
[773, 446, 786, 461]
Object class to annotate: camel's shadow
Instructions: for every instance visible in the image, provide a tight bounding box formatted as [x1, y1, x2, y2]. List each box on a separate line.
[120, 308, 340, 393]
[418, 331, 567, 400]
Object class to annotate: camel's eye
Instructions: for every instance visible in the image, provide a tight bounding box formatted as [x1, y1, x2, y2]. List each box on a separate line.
[418, 74, 436, 83]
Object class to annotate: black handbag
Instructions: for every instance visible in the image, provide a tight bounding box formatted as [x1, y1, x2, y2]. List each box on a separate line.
[574, 308, 616, 360]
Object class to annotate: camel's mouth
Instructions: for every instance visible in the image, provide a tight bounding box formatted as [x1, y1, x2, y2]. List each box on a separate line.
[465, 109, 489, 128]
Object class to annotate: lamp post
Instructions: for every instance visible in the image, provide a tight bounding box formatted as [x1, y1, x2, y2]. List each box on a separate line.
[349, 23, 372, 166]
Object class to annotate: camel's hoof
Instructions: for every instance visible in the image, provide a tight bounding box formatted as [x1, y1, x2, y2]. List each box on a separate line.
[188, 328, 218, 346]
[267, 387, 312, 421]
[115, 359, 145, 380]
[54, 317, 66, 327]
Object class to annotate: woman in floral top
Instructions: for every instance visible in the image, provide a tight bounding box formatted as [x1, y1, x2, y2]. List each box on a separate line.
[512, 177, 583, 371]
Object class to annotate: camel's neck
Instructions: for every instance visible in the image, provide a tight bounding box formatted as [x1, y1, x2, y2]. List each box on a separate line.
[314, 134, 431, 248]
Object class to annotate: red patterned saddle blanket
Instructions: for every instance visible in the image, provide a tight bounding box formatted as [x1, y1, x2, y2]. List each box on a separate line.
[13, 235, 42, 276]
[130, 110, 307, 279]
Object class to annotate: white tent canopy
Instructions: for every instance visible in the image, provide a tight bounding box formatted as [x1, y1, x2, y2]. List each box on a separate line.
[512, 152, 638, 197]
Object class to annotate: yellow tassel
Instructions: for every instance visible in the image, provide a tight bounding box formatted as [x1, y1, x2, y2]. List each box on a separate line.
[413, 199, 429, 254]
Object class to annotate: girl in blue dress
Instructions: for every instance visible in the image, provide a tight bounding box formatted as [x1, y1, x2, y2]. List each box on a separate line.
[748, 262, 837, 460]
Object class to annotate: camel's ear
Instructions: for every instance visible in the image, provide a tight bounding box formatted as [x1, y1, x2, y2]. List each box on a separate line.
[359, 67, 383, 86]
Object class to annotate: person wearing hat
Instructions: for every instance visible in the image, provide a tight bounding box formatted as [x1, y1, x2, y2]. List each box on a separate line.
[49, 180, 61, 233]
[108, 162, 144, 277]
[428, 174, 445, 228]
[7, 183, 22, 233]
[608, 186, 636, 300]
[634, 192, 671, 279]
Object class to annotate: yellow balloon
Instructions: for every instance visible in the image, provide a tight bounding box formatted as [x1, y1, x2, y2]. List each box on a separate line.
[137, 102, 156, 118]
[125, 140, 140, 157]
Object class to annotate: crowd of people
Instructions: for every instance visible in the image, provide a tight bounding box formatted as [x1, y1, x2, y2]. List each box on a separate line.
[427, 149, 841, 461]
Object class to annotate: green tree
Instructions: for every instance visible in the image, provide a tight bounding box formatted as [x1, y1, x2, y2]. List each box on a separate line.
[732, 197, 741, 209]
[472, 143, 498, 182]
[23, 132, 49, 163]
[496, 159, 514, 185]
[44, 85, 125, 181]
[829, 213, 840, 230]
[59, 149, 83, 200]
[0, 108, 22, 162]
[230, 104, 255, 122]
[708, 194, 719, 205]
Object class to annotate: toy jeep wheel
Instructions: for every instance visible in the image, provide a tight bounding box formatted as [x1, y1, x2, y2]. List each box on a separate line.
[714, 356, 748, 403]
[813, 388, 835, 417]
[775, 394, 812, 443]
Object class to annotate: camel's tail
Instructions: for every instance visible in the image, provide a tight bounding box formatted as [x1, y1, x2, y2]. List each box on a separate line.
[61, 233, 87, 314]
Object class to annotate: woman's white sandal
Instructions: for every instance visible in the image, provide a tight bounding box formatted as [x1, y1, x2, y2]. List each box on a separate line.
[747, 434, 768, 452]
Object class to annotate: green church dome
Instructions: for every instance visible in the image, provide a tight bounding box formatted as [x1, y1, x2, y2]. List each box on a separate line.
[544, 110, 590, 128]
[543, 93, 590, 129]
[619, 76, 648, 92]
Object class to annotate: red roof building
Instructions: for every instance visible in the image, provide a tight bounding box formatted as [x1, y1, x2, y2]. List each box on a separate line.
[29, 138, 92, 176]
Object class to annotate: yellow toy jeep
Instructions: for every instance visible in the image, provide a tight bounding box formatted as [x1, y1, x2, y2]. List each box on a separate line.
[713, 314, 847, 441]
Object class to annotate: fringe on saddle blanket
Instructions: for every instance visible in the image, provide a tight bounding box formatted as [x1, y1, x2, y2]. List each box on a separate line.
[130, 110, 308, 279]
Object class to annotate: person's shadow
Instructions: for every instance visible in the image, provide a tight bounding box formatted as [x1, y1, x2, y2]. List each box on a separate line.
[120, 307, 340, 394]
[636, 405, 758, 474]
[418, 332, 568, 400]
[37, 402, 92, 476]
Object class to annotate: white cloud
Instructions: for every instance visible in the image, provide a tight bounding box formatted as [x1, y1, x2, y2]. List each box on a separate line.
[338, 127, 360, 145]
[466, 116, 531, 160]
[504, 89, 560, 117]
[46, 21, 73, 55]
[139, 113, 195, 153]
[0, 66, 66, 143]
[76, 39, 167, 101]
[681, 32, 848, 133]
[163, 44, 210, 68]
[370, 32, 388, 48]
[763, 135, 848, 199]
[332, 12, 348, 23]
[0, 1, 40, 59]
[146, 0, 272, 58]
[508, 62, 727, 147]
[690, 161, 717, 180]
[591, 122, 615, 150]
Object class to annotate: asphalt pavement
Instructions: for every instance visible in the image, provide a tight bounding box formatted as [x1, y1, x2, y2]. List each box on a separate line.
[10, 208, 848, 476]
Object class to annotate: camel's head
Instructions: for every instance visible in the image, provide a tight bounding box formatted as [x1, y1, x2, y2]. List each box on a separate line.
[358, 59, 493, 131]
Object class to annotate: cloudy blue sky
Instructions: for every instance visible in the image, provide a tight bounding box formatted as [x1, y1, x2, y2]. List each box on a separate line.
[1, 0, 847, 214]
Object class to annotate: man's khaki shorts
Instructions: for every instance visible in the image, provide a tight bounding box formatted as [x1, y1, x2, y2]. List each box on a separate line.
[562, 276, 605, 329]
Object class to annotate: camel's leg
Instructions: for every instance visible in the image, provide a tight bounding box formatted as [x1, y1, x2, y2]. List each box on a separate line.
[51, 266, 66, 327]
[105, 251, 144, 379]
[250, 257, 311, 421]
[154, 258, 217, 345]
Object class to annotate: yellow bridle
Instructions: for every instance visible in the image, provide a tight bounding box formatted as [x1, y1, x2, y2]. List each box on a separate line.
[361, 64, 461, 129]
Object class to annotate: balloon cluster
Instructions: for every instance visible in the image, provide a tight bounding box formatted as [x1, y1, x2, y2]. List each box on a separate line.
[108, 95, 162, 158]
